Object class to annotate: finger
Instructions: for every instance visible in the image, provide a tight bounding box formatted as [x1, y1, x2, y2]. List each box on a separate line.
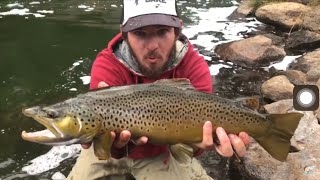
[195, 121, 214, 150]
[132, 136, 148, 146]
[98, 81, 109, 88]
[215, 127, 233, 157]
[110, 131, 116, 142]
[229, 134, 246, 157]
[114, 130, 131, 149]
[238, 132, 251, 146]
[81, 143, 92, 149]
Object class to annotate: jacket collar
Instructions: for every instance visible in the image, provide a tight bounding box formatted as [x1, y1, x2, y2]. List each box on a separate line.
[113, 35, 189, 76]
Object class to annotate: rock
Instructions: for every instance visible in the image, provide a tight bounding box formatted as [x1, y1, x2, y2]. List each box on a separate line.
[302, 6, 320, 32]
[255, 2, 310, 30]
[52, 172, 66, 180]
[288, 48, 320, 73]
[228, 0, 254, 19]
[231, 106, 320, 180]
[315, 79, 320, 122]
[306, 68, 320, 82]
[263, 33, 285, 46]
[285, 30, 320, 52]
[261, 75, 294, 101]
[214, 35, 286, 67]
[277, 70, 307, 85]
[264, 99, 293, 114]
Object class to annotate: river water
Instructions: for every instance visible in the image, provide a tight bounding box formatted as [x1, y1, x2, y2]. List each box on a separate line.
[0, 0, 284, 179]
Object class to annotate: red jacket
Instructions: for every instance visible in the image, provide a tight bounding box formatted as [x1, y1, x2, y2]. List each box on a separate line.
[90, 33, 212, 159]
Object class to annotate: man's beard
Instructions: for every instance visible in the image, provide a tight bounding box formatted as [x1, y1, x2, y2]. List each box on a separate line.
[127, 41, 176, 79]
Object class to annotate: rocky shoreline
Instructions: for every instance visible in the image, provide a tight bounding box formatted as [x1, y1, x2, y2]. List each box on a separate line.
[198, 1, 320, 179]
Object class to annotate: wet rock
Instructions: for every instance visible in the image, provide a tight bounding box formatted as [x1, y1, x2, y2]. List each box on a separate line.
[197, 150, 229, 179]
[277, 70, 307, 85]
[255, 2, 310, 30]
[302, 6, 320, 32]
[306, 68, 320, 82]
[214, 35, 286, 67]
[231, 106, 320, 180]
[261, 75, 294, 101]
[228, 0, 254, 19]
[288, 48, 320, 73]
[285, 30, 320, 52]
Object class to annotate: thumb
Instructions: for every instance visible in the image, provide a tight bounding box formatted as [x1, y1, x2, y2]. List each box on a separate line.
[98, 81, 109, 88]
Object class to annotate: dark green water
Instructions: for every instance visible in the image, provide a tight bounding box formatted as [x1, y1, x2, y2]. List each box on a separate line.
[0, 0, 236, 179]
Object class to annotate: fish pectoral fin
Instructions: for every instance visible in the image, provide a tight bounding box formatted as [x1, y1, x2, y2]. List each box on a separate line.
[93, 131, 112, 160]
[234, 96, 261, 111]
[169, 143, 194, 164]
[154, 78, 196, 91]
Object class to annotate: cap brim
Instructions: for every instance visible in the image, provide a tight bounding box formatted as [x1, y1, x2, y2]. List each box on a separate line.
[122, 14, 180, 32]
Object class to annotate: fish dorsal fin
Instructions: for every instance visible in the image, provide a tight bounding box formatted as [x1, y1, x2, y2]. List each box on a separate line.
[234, 96, 260, 111]
[154, 78, 195, 90]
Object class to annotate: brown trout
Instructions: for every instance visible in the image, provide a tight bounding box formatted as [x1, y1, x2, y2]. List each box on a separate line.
[21, 79, 303, 161]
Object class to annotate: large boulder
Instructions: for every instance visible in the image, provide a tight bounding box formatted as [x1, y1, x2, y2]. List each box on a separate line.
[214, 35, 285, 67]
[302, 6, 320, 32]
[255, 2, 310, 30]
[261, 75, 294, 101]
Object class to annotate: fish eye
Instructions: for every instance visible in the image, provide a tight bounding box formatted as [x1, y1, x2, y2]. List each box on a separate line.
[45, 109, 58, 119]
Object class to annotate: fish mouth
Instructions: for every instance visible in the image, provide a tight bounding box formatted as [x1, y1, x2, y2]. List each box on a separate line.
[21, 107, 78, 145]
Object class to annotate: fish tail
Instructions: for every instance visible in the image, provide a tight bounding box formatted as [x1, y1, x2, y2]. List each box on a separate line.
[255, 112, 303, 161]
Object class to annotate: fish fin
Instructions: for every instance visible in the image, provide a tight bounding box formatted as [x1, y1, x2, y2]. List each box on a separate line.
[256, 112, 303, 161]
[93, 131, 112, 160]
[154, 78, 195, 90]
[234, 96, 260, 111]
[169, 143, 193, 163]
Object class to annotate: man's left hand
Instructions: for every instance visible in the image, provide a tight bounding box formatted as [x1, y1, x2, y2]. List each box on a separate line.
[194, 121, 250, 157]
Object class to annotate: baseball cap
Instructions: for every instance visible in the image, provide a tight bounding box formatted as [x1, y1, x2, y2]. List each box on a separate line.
[121, 0, 181, 32]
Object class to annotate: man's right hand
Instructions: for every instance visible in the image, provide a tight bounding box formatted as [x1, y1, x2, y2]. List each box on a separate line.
[81, 81, 148, 151]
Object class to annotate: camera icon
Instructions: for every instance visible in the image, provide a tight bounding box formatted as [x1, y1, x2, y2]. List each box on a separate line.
[293, 85, 319, 111]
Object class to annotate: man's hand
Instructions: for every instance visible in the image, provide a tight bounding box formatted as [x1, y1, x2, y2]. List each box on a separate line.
[194, 121, 250, 157]
[81, 81, 148, 150]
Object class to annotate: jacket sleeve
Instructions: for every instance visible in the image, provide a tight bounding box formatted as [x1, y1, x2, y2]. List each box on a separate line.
[184, 43, 213, 94]
[90, 49, 126, 90]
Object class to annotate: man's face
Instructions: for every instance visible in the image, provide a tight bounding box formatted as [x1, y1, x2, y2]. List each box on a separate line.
[126, 25, 177, 79]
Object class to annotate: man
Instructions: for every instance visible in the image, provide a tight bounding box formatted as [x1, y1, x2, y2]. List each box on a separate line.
[67, 0, 250, 179]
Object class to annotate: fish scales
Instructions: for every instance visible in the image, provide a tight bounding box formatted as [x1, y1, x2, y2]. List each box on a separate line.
[21, 78, 304, 161]
[84, 85, 267, 145]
